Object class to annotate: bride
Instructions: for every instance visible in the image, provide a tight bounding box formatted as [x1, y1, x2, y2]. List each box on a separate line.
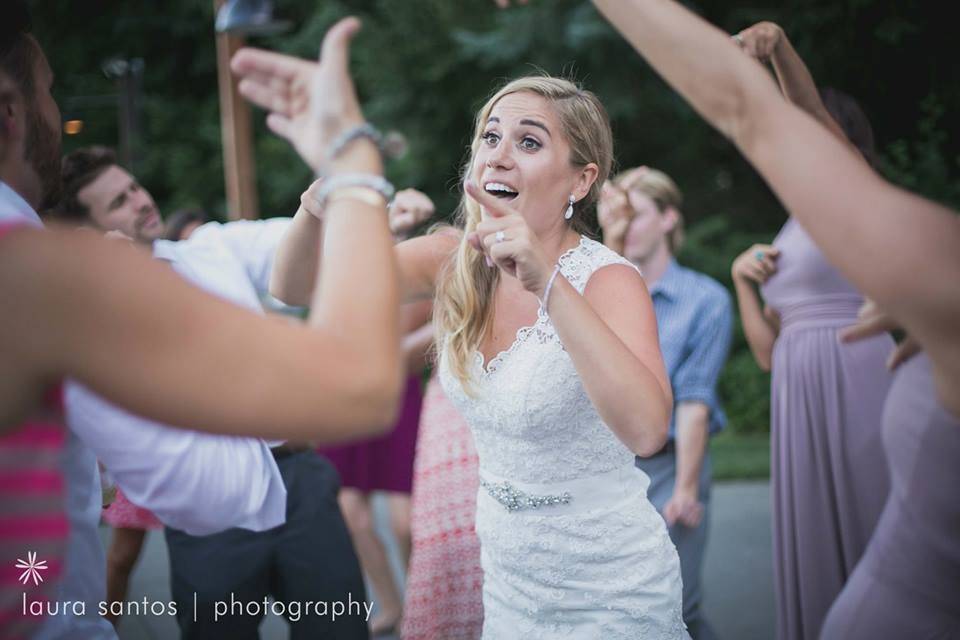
[271, 73, 687, 637]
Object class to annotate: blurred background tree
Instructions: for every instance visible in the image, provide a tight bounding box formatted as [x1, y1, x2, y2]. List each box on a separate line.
[32, 0, 958, 443]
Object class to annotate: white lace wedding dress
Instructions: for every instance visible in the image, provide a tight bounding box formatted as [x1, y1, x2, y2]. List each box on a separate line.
[439, 237, 688, 639]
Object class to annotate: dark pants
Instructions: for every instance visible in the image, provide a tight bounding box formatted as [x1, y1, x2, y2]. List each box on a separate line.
[636, 447, 717, 640]
[165, 451, 369, 640]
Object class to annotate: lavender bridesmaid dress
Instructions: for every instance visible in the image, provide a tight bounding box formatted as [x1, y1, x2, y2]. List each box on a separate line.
[820, 353, 960, 639]
[760, 218, 894, 640]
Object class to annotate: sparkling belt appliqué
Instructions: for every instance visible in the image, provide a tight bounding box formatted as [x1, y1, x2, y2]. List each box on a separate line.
[480, 479, 572, 512]
[477, 463, 650, 515]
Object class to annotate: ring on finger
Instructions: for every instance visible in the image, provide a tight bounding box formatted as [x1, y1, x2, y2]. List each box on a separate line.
[732, 34, 743, 45]
[754, 250, 765, 262]
[495, 230, 506, 244]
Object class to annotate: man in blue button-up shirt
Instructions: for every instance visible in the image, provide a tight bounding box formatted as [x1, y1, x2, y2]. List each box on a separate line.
[600, 167, 732, 640]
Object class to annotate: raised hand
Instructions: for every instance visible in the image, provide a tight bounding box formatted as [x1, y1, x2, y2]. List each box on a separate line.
[733, 21, 784, 63]
[597, 181, 633, 249]
[389, 189, 435, 238]
[732, 244, 779, 285]
[840, 299, 922, 370]
[464, 180, 552, 298]
[230, 17, 367, 173]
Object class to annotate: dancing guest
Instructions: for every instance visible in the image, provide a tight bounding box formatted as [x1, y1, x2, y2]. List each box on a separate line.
[541, 0, 959, 637]
[100, 489, 162, 627]
[1, 13, 401, 634]
[727, 22, 893, 639]
[318, 297, 432, 637]
[401, 375, 484, 640]
[304, 183, 433, 636]
[394, 193, 484, 640]
[599, 166, 732, 639]
[50, 146, 369, 639]
[272, 74, 688, 636]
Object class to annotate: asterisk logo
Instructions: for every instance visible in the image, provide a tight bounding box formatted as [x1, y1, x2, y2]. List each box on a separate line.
[15, 552, 47, 586]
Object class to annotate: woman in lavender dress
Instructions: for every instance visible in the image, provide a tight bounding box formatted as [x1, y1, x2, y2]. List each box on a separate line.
[820, 348, 960, 638]
[729, 23, 893, 639]
[555, 0, 960, 637]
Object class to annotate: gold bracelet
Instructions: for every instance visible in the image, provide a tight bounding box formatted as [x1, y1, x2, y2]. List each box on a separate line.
[325, 186, 388, 209]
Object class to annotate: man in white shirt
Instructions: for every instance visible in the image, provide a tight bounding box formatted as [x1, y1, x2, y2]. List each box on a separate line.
[46, 146, 368, 639]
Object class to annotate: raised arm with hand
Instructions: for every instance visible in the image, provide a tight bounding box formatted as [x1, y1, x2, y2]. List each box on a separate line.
[589, 0, 960, 413]
[0, 18, 403, 438]
[731, 243, 780, 371]
[734, 21, 851, 149]
[597, 180, 634, 256]
[271, 177, 455, 307]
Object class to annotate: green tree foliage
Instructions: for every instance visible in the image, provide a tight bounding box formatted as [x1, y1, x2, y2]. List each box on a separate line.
[32, 0, 957, 433]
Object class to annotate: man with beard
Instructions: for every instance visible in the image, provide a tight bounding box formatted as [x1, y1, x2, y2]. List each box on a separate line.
[0, 9, 71, 637]
[47, 146, 370, 640]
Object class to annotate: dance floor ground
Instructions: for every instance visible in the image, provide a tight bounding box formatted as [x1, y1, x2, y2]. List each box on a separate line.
[111, 481, 774, 640]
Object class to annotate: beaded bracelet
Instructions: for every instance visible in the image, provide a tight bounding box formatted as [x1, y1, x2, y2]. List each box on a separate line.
[327, 123, 384, 162]
[311, 173, 395, 211]
[539, 264, 562, 316]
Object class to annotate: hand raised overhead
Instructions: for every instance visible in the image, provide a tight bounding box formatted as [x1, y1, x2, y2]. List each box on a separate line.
[230, 17, 368, 173]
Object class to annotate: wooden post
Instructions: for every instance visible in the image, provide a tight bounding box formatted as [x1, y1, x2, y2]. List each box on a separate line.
[214, 0, 259, 220]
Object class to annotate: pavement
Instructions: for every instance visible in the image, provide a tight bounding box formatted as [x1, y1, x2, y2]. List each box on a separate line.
[112, 481, 773, 640]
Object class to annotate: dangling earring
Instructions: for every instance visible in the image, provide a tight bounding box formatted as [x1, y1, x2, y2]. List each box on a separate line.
[564, 194, 575, 220]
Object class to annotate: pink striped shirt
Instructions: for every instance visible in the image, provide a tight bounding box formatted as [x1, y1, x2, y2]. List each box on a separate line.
[0, 223, 69, 640]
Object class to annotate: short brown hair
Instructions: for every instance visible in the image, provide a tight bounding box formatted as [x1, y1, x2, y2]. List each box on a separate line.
[614, 166, 685, 255]
[47, 146, 118, 222]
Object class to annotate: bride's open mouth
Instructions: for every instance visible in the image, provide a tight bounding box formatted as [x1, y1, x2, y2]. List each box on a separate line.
[484, 181, 519, 202]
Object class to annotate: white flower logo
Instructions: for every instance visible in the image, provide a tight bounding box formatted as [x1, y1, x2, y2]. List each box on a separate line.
[15, 551, 48, 586]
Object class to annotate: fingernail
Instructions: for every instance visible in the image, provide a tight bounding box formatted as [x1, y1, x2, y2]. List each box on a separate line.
[485, 255, 494, 268]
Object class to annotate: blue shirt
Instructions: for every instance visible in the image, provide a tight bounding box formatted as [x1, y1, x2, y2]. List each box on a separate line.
[649, 259, 733, 440]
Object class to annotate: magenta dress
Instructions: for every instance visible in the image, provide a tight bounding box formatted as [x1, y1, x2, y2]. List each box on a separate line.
[820, 353, 960, 638]
[318, 375, 423, 493]
[760, 218, 894, 640]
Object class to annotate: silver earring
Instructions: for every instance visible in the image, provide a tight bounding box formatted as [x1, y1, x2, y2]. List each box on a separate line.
[564, 195, 575, 220]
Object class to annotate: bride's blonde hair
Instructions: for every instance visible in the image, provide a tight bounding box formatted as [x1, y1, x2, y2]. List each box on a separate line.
[434, 75, 614, 391]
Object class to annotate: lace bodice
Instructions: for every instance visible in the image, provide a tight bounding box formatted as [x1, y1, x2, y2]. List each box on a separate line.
[438, 236, 640, 484]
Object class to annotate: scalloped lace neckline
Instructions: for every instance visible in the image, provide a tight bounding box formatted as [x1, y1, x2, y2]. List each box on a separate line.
[475, 236, 587, 378]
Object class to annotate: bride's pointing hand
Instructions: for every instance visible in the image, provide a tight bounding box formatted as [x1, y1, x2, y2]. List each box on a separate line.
[465, 180, 553, 298]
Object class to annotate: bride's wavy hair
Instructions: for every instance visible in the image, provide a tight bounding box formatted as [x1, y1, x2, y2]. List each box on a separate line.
[433, 75, 613, 393]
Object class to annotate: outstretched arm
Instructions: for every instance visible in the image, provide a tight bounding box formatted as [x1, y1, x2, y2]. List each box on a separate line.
[0, 226, 397, 440]
[0, 18, 405, 438]
[590, 0, 960, 410]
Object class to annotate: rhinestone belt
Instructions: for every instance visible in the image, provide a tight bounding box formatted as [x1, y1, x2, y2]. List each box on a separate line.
[480, 479, 573, 512]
